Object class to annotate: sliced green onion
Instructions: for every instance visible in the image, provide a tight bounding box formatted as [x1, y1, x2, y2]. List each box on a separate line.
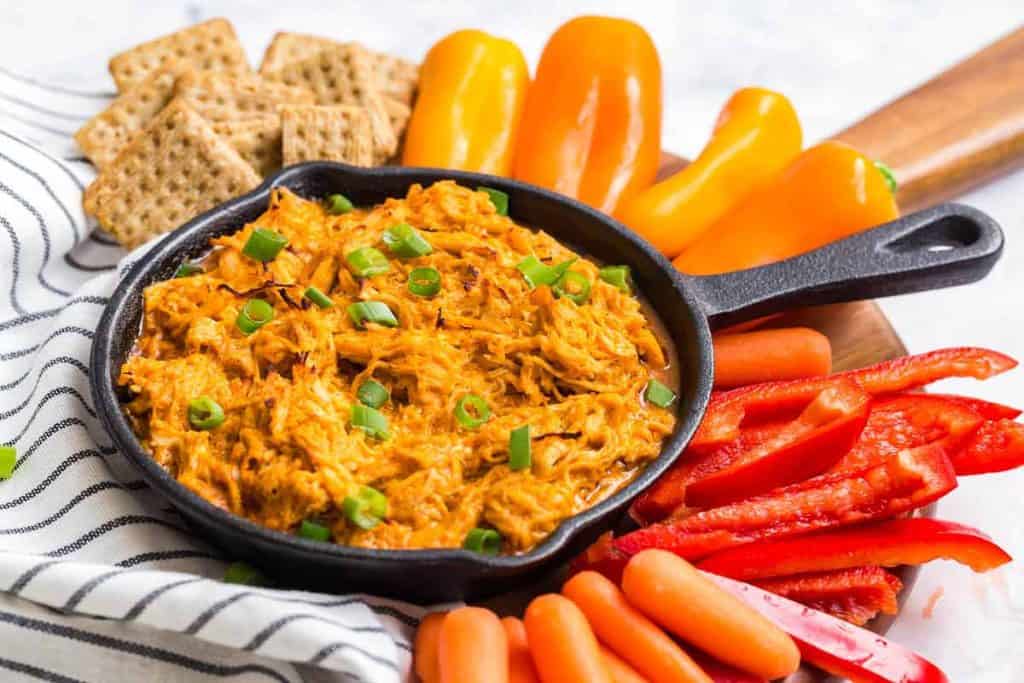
[478, 186, 509, 216]
[346, 247, 390, 278]
[299, 519, 332, 542]
[644, 379, 677, 409]
[383, 223, 433, 257]
[175, 263, 203, 278]
[224, 561, 267, 585]
[454, 394, 491, 429]
[516, 255, 577, 288]
[408, 267, 441, 297]
[343, 485, 388, 530]
[553, 271, 591, 305]
[463, 528, 502, 555]
[236, 298, 274, 335]
[242, 228, 288, 262]
[0, 445, 15, 479]
[304, 286, 333, 309]
[357, 380, 389, 409]
[874, 161, 898, 194]
[350, 404, 389, 440]
[599, 265, 631, 293]
[325, 193, 355, 215]
[347, 301, 398, 329]
[188, 396, 225, 430]
[509, 425, 531, 471]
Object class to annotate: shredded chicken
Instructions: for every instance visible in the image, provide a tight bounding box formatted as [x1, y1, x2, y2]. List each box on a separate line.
[120, 181, 676, 552]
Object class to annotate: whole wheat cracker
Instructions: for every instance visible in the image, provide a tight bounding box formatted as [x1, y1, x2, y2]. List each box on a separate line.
[260, 32, 418, 106]
[74, 62, 190, 169]
[212, 115, 283, 176]
[382, 97, 411, 150]
[108, 18, 250, 92]
[83, 99, 261, 248]
[281, 105, 374, 167]
[175, 70, 314, 123]
[265, 44, 396, 163]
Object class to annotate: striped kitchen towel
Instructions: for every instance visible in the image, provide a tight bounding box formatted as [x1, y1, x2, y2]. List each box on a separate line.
[0, 69, 426, 682]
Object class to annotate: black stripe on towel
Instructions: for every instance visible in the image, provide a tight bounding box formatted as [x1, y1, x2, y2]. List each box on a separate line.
[0, 655, 85, 683]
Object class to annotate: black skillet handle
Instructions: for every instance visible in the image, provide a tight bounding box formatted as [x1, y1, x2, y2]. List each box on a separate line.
[688, 203, 1004, 330]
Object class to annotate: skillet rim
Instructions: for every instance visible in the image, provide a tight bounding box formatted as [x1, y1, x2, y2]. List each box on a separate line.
[89, 161, 715, 576]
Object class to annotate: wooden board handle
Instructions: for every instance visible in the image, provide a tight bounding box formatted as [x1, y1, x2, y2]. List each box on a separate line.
[835, 26, 1024, 212]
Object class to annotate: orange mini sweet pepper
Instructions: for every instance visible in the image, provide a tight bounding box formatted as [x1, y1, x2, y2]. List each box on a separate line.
[402, 29, 529, 175]
[512, 16, 662, 214]
[617, 88, 802, 258]
[673, 141, 899, 275]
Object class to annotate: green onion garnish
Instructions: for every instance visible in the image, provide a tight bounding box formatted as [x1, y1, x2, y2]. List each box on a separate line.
[553, 271, 591, 305]
[509, 425, 531, 471]
[599, 265, 631, 293]
[175, 263, 203, 278]
[644, 379, 677, 409]
[478, 186, 509, 216]
[383, 223, 433, 258]
[242, 228, 288, 262]
[236, 298, 274, 335]
[346, 247, 390, 278]
[463, 528, 502, 555]
[304, 286, 333, 309]
[188, 396, 225, 430]
[343, 485, 388, 530]
[347, 301, 398, 329]
[0, 446, 15, 479]
[350, 404, 390, 440]
[516, 255, 577, 288]
[874, 161, 898, 194]
[408, 267, 441, 297]
[454, 394, 491, 429]
[357, 380, 389, 409]
[325, 193, 355, 215]
[224, 561, 266, 585]
[299, 519, 332, 542]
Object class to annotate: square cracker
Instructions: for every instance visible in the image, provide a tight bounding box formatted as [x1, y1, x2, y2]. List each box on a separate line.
[83, 99, 261, 249]
[212, 115, 282, 177]
[108, 18, 250, 92]
[266, 44, 396, 163]
[74, 62, 188, 169]
[281, 105, 374, 166]
[260, 32, 418, 106]
[175, 70, 313, 122]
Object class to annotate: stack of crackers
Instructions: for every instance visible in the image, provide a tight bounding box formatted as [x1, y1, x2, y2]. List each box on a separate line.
[76, 18, 418, 248]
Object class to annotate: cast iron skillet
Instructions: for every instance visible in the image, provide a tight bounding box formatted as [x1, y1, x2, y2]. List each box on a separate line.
[91, 162, 1003, 603]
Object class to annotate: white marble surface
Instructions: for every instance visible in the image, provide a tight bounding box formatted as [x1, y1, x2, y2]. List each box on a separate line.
[3, 1, 1024, 679]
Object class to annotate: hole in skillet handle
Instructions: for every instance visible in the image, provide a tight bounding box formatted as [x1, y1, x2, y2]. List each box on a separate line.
[685, 202, 1005, 330]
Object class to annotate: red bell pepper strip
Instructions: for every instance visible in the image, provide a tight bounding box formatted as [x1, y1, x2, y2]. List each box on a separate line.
[830, 394, 986, 473]
[695, 348, 1015, 448]
[950, 419, 1024, 475]
[685, 381, 870, 508]
[927, 394, 1021, 421]
[569, 531, 629, 584]
[614, 444, 957, 560]
[631, 419, 789, 524]
[707, 572, 949, 683]
[698, 517, 1012, 581]
[751, 566, 902, 626]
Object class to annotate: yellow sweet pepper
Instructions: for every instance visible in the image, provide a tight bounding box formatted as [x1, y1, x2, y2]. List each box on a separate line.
[402, 30, 529, 176]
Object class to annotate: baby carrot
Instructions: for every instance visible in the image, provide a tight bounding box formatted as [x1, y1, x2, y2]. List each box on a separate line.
[712, 327, 831, 388]
[414, 612, 446, 683]
[502, 617, 540, 683]
[439, 607, 509, 683]
[563, 570, 712, 683]
[524, 593, 612, 683]
[600, 645, 649, 683]
[621, 550, 800, 680]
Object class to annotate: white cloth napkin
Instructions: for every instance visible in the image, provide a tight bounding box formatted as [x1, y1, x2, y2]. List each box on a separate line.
[0, 69, 425, 683]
